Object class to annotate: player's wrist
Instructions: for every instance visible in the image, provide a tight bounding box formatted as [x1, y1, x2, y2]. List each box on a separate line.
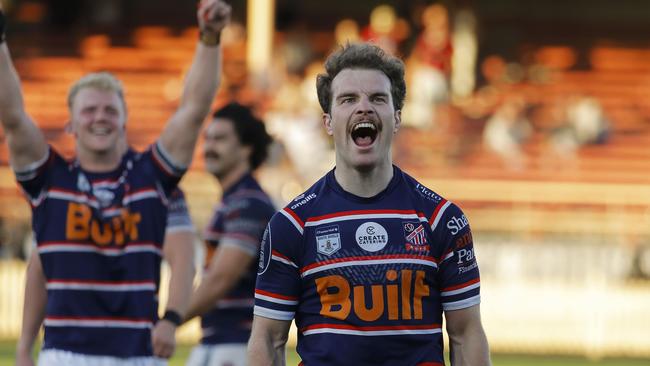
[0, 9, 7, 44]
[161, 309, 182, 327]
[199, 29, 221, 47]
[15, 340, 33, 355]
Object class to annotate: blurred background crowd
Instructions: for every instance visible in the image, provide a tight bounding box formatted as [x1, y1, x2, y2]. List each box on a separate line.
[0, 0, 649, 361]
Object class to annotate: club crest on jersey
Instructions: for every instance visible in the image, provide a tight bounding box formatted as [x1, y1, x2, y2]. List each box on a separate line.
[315, 225, 341, 256]
[77, 173, 91, 192]
[402, 221, 429, 252]
[355, 222, 388, 252]
[94, 189, 115, 208]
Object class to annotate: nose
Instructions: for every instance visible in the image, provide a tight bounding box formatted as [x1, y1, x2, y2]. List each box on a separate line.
[93, 108, 111, 122]
[356, 96, 374, 115]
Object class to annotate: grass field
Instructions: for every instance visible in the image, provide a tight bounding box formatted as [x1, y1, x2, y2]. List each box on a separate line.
[1, 341, 649, 366]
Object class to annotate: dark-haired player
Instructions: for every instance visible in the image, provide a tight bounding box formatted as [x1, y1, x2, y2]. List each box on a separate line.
[184, 103, 275, 366]
[248, 43, 491, 366]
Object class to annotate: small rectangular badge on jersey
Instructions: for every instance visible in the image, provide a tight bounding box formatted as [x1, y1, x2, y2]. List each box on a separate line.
[403, 221, 430, 252]
[315, 225, 341, 256]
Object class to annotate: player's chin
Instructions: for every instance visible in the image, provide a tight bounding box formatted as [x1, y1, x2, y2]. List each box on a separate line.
[204, 161, 222, 175]
[350, 157, 381, 172]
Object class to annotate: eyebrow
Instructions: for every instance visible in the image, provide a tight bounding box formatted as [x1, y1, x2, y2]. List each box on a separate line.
[369, 92, 390, 98]
[335, 92, 358, 100]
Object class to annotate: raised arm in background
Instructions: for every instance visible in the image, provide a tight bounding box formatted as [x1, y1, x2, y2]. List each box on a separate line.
[0, 5, 48, 171]
[158, 0, 231, 167]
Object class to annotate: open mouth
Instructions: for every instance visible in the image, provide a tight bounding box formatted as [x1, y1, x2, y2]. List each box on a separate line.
[351, 122, 378, 147]
[204, 151, 220, 161]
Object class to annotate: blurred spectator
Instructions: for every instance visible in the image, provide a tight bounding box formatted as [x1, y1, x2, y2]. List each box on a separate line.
[265, 60, 334, 185]
[335, 18, 361, 45]
[450, 8, 478, 98]
[402, 4, 452, 128]
[361, 4, 410, 55]
[482, 96, 533, 170]
[549, 95, 611, 155]
[412, 4, 453, 76]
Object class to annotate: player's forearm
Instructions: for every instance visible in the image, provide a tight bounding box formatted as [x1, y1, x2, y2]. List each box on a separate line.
[184, 271, 237, 322]
[248, 316, 291, 366]
[17, 256, 47, 356]
[247, 335, 286, 366]
[0, 43, 28, 130]
[449, 327, 491, 366]
[177, 42, 222, 126]
[164, 255, 195, 317]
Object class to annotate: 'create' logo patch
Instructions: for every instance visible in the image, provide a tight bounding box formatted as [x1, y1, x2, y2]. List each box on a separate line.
[355, 222, 388, 252]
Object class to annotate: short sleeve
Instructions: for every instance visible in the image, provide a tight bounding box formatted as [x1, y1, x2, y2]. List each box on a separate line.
[435, 203, 481, 311]
[165, 188, 194, 234]
[14, 147, 55, 207]
[254, 211, 303, 321]
[218, 198, 273, 257]
[144, 141, 187, 197]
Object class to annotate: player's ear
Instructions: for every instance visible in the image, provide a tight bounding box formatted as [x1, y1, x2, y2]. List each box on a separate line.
[64, 121, 75, 135]
[241, 144, 253, 162]
[393, 110, 401, 134]
[323, 113, 333, 136]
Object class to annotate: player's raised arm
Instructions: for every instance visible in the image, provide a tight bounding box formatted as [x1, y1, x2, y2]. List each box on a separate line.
[0, 6, 48, 171]
[158, 0, 231, 168]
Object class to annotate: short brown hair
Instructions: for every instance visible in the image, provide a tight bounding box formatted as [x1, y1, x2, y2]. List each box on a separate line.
[67, 72, 127, 113]
[316, 43, 406, 113]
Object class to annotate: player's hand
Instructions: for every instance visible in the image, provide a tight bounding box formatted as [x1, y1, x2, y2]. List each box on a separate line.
[197, 0, 231, 35]
[151, 320, 177, 359]
[15, 351, 35, 366]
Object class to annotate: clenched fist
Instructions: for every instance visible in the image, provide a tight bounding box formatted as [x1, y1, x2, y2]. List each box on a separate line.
[198, 0, 231, 36]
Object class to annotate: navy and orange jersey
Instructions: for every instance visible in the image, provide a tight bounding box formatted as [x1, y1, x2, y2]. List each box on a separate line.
[254, 166, 481, 366]
[200, 173, 275, 345]
[15, 142, 186, 358]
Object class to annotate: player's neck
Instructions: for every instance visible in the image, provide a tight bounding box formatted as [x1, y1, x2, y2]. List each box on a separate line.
[217, 164, 250, 192]
[334, 161, 394, 198]
[76, 148, 123, 172]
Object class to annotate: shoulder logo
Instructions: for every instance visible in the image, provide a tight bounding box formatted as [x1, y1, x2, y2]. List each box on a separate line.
[315, 225, 341, 256]
[446, 215, 469, 235]
[290, 193, 317, 210]
[355, 222, 388, 252]
[257, 226, 272, 275]
[414, 183, 441, 203]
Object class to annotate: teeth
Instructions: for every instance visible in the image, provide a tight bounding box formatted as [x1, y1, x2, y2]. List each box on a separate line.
[353, 122, 376, 131]
[91, 127, 110, 135]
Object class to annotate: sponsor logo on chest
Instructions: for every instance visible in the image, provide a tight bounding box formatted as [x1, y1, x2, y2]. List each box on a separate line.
[355, 222, 388, 252]
[315, 225, 341, 256]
